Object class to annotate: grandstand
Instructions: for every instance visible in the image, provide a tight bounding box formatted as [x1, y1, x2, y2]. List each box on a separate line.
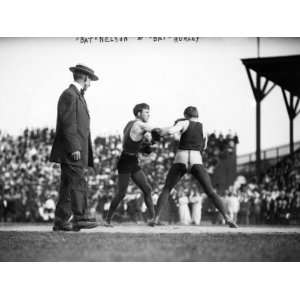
[237, 140, 300, 176]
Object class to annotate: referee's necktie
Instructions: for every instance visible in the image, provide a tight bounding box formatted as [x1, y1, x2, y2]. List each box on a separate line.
[80, 89, 87, 105]
[80, 88, 89, 115]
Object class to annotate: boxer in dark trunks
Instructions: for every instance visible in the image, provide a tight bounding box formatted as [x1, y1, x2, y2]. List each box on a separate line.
[152, 106, 238, 228]
[104, 103, 157, 226]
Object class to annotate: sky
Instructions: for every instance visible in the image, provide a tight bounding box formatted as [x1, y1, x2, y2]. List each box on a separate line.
[0, 37, 299, 156]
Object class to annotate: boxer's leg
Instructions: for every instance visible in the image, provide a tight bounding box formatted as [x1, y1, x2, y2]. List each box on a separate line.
[105, 173, 130, 225]
[131, 169, 155, 220]
[154, 163, 186, 224]
[190, 164, 238, 228]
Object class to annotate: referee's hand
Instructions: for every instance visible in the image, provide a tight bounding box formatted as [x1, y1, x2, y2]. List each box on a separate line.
[71, 151, 81, 161]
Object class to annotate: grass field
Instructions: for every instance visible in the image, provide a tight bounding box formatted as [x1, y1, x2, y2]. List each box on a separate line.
[0, 224, 300, 261]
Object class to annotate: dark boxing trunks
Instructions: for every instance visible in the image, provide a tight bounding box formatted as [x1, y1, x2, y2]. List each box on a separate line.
[117, 152, 141, 174]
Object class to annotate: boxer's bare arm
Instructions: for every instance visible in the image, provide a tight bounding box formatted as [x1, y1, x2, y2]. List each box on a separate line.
[203, 124, 208, 150]
[130, 120, 155, 141]
[137, 121, 155, 132]
[160, 120, 189, 136]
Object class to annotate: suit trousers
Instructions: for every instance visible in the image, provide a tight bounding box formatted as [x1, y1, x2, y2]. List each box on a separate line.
[55, 163, 88, 221]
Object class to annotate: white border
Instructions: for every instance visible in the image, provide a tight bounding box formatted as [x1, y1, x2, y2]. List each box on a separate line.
[0, 0, 300, 36]
[0, 0, 299, 299]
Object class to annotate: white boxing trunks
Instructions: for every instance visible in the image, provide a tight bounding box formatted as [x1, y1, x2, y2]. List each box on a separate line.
[173, 149, 203, 172]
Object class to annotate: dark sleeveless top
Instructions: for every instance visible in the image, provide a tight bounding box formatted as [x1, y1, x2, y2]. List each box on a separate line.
[178, 120, 204, 151]
[122, 120, 142, 154]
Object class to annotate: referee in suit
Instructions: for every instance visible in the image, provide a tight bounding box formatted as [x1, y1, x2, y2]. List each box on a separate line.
[50, 64, 98, 231]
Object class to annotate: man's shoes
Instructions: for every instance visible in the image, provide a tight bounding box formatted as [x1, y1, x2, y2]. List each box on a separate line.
[148, 220, 156, 227]
[53, 222, 74, 231]
[226, 219, 238, 228]
[73, 218, 98, 230]
[53, 216, 78, 232]
[147, 217, 165, 227]
[103, 218, 114, 227]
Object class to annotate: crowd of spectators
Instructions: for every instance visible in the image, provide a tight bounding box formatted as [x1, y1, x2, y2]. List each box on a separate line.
[0, 127, 239, 224]
[1, 126, 300, 226]
[0, 128, 59, 222]
[222, 149, 300, 225]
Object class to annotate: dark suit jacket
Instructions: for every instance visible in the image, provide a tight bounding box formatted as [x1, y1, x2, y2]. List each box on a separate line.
[50, 84, 94, 168]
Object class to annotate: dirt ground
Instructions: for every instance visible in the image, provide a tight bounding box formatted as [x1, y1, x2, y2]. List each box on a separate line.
[0, 223, 300, 261]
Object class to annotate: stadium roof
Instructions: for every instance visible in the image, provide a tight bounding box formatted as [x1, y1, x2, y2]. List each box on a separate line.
[241, 54, 300, 182]
[241, 55, 300, 98]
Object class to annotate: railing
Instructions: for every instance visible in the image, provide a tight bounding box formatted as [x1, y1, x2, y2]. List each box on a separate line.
[237, 141, 300, 166]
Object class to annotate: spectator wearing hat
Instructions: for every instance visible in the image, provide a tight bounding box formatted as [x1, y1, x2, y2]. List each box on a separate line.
[50, 64, 99, 231]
